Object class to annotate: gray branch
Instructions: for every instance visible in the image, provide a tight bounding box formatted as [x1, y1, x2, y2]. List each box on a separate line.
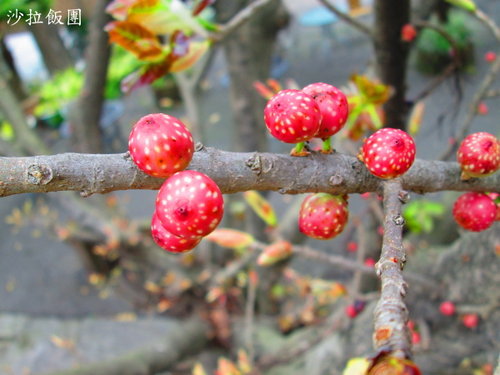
[0, 147, 498, 198]
[372, 179, 411, 357]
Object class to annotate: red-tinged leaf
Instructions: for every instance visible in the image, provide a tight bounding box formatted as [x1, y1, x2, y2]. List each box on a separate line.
[121, 61, 170, 93]
[206, 286, 225, 303]
[106, 0, 137, 20]
[408, 101, 425, 135]
[217, 358, 241, 375]
[266, 78, 282, 93]
[193, 363, 208, 375]
[257, 240, 292, 266]
[107, 21, 165, 61]
[351, 74, 391, 105]
[169, 39, 210, 72]
[127, 0, 208, 36]
[237, 350, 252, 374]
[253, 81, 275, 100]
[192, 0, 215, 16]
[204, 228, 255, 250]
[243, 191, 278, 227]
[342, 357, 371, 375]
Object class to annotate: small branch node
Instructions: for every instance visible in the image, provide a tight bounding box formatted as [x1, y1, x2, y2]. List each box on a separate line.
[245, 153, 263, 175]
[195, 142, 205, 152]
[80, 190, 93, 198]
[328, 174, 344, 186]
[26, 164, 53, 185]
[122, 151, 131, 160]
[392, 215, 405, 226]
[398, 190, 410, 204]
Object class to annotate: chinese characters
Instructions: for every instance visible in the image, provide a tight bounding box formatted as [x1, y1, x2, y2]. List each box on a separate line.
[6, 9, 81, 26]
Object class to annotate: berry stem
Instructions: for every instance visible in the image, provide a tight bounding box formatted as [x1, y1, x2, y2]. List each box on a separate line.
[321, 137, 333, 154]
[290, 142, 310, 157]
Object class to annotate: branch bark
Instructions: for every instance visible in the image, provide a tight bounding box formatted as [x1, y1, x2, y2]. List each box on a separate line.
[0, 148, 498, 198]
[372, 179, 411, 358]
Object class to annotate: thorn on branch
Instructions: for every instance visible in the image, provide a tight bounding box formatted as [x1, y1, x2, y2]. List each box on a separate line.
[392, 215, 405, 226]
[398, 191, 410, 203]
[26, 164, 53, 185]
[328, 174, 344, 186]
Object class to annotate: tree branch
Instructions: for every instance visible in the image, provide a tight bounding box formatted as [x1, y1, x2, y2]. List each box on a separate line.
[0, 148, 498, 198]
[439, 52, 500, 160]
[318, 0, 374, 38]
[210, 0, 277, 43]
[372, 179, 411, 358]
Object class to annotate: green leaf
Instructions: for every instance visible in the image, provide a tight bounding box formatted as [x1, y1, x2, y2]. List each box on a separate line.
[403, 200, 446, 234]
[0, 121, 14, 141]
[445, 0, 476, 12]
[243, 191, 278, 228]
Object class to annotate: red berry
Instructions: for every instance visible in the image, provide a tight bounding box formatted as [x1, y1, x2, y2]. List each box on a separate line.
[407, 320, 415, 331]
[156, 170, 224, 239]
[302, 82, 349, 139]
[401, 24, 418, 42]
[411, 331, 421, 345]
[359, 128, 416, 179]
[439, 301, 456, 316]
[462, 313, 479, 329]
[364, 257, 376, 267]
[452, 192, 496, 232]
[457, 132, 500, 179]
[345, 304, 358, 318]
[128, 113, 194, 178]
[298, 193, 348, 240]
[264, 89, 321, 143]
[347, 241, 358, 252]
[477, 102, 489, 115]
[151, 211, 201, 253]
[484, 51, 496, 62]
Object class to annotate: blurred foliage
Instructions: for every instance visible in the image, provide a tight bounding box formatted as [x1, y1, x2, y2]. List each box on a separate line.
[403, 199, 446, 234]
[414, 9, 475, 75]
[33, 46, 142, 117]
[0, 0, 52, 19]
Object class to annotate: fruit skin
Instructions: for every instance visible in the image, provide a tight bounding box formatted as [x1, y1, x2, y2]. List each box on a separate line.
[439, 301, 456, 316]
[462, 313, 479, 329]
[345, 304, 358, 318]
[298, 193, 348, 240]
[457, 132, 500, 179]
[452, 192, 496, 232]
[302, 82, 348, 140]
[263, 89, 321, 144]
[359, 128, 416, 179]
[128, 113, 194, 178]
[156, 170, 224, 239]
[401, 24, 418, 42]
[151, 211, 201, 253]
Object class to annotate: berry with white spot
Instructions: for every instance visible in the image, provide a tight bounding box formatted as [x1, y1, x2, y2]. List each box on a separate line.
[128, 113, 194, 178]
[302, 82, 349, 153]
[151, 211, 201, 253]
[358, 128, 416, 179]
[457, 132, 500, 179]
[264, 89, 321, 155]
[156, 170, 224, 239]
[298, 193, 348, 240]
[452, 192, 496, 232]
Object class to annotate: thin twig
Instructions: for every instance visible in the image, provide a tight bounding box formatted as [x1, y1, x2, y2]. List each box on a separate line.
[438, 55, 500, 160]
[210, 0, 277, 43]
[475, 9, 500, 43]
[372, 179, 411, 358]
[318, 0, 374, 38]
[244, 269, 258, 363]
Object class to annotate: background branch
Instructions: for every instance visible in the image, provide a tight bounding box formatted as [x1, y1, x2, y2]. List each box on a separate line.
[318, 0, 374, 37]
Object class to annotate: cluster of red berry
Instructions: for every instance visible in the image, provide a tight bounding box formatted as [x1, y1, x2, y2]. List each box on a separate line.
[128, 113, 224, 253]
[263, 83, 418, 240]
[452, 132, 500, 232]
